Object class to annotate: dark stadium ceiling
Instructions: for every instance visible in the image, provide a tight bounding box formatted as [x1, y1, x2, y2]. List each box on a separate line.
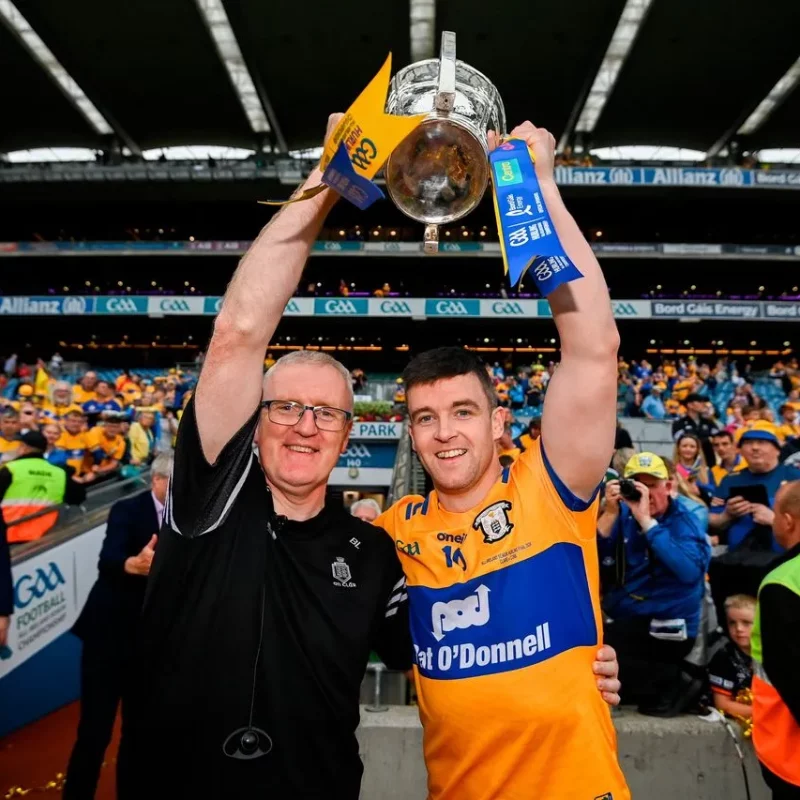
[1, 0, 799, 157]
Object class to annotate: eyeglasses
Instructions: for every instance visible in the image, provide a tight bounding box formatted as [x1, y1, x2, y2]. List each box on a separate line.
[261, 400, 352, 432]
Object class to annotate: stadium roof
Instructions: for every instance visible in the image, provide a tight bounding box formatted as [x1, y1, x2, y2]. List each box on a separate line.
[1, 0, 798, 159]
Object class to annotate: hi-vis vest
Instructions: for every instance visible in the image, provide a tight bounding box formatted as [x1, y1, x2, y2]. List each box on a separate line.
[751, 550, 800, 787]
[3, 457, 66, 543]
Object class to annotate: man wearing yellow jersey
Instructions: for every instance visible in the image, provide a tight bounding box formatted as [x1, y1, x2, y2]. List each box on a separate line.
[72, 371, 98, 406]
[377, 121, 628, 800]
[84, 413, 126, 480]
[0, 409, 20, 464]
[41, 381, 76, 422]
[56, 409, 92, 482]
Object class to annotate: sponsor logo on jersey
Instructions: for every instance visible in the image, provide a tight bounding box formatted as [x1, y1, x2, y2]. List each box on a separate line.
[397, 540, 422, 557]
[431, 585, 490, 642]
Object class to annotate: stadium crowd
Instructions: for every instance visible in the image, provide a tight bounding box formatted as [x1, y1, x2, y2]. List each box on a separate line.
[486, 353, 800, 726]
[0, 358, 194, 542]
[3, 348, 799, 740]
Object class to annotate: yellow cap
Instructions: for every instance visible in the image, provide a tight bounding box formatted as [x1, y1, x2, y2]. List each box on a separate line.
[624, 452, 668, 480]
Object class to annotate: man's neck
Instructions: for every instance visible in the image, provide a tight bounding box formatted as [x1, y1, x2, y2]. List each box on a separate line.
[721, 454, 738, 469]
[436, 463, 502, 515]
[687, 411, 700, 422]
[265, 476, 327, 522]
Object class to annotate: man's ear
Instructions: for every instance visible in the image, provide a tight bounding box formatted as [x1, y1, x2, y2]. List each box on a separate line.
[408, 422, 417, 453]
[491, 406, 505, 442]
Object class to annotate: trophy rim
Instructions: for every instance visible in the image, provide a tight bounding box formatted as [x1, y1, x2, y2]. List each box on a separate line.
[384, 117, 489, 226]
[388, 57, 507, 136]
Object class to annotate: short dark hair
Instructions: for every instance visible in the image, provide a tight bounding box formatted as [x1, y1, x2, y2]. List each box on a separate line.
[712, 429, 734, 443]
[779, 403, 793, 416]
[403, 347, 497, 410]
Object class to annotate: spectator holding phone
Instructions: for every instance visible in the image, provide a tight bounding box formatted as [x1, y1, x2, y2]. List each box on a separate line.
[709, 430, 800, 554]
[598, 452, 711, 716]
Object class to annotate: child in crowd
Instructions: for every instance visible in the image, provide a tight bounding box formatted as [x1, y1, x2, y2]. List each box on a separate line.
[708, 594, 755, 722]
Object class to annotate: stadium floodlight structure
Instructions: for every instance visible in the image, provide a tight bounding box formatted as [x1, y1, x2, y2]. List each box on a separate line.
[0, 0, 113, 137]
[194, 0, 285, 151]
[410, 0, 436, 61]
[738, 56, 800, 136]
[560, 0, 653, 150]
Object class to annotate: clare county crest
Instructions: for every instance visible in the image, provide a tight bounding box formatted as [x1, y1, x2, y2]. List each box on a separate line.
[472, 500, 514, 544]
[332, 557, 356, 588]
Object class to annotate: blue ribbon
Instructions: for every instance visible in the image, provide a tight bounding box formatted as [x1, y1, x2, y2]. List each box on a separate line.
[490, 139, 583, 293]
[321, 142, 385, 210]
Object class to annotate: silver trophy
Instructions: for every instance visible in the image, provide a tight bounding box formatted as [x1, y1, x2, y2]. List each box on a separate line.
[384, 31, 506, 253]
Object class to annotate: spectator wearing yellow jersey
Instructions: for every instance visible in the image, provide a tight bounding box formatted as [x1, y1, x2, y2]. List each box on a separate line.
[84, 413, 126, 481]
[710, 430, 747, 488]
[0, 409, 20, 464]
[72, 371, 98, 405]
[56, 409, 92, 483]
[40, 381, 75, 422]
[777, 404, 800, 443]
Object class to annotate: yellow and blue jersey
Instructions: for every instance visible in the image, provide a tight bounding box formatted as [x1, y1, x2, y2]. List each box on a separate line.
[378, 440, 629, 800]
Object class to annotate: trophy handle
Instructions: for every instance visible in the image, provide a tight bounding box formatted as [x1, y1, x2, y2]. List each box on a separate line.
[424, 223, 439, 254]
[435, 31, 456, 113]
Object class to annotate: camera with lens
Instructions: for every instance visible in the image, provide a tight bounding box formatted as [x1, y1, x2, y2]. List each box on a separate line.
[618, 478, 642, 502]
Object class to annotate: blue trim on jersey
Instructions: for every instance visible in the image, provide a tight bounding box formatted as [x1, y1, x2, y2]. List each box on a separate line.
[407, 542, 596, 680]
[421, 494, 430, 516]
[501, 467, 511, 484]
[540, 442, 601, 512]
[405, 501, 413, 521]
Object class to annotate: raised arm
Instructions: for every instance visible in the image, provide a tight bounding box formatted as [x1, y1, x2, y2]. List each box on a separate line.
[195, 116, 341, 463]
[511, 123, 620, 501]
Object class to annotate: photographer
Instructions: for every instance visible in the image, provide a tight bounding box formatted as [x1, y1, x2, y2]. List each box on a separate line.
[598, 452, 711, 716]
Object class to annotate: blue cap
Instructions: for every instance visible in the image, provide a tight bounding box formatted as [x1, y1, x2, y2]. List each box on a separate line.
[740, 429, 781, 448]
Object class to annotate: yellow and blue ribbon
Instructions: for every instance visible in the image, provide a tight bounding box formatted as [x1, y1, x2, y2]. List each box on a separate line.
[490, 139, 582, 293]
[261, 55, 425, 211]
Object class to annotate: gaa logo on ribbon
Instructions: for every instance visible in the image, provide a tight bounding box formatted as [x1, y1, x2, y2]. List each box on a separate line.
[14, 562, 66, 609]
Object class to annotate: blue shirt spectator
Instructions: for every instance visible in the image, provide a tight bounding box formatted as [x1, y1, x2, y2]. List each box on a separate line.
[710, 430, 800, 553]
[598, 453, 711, 638]
[641, 391, 666, 420]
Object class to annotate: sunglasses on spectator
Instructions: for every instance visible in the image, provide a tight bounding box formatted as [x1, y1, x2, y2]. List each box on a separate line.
[261, 400, 351, 432]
